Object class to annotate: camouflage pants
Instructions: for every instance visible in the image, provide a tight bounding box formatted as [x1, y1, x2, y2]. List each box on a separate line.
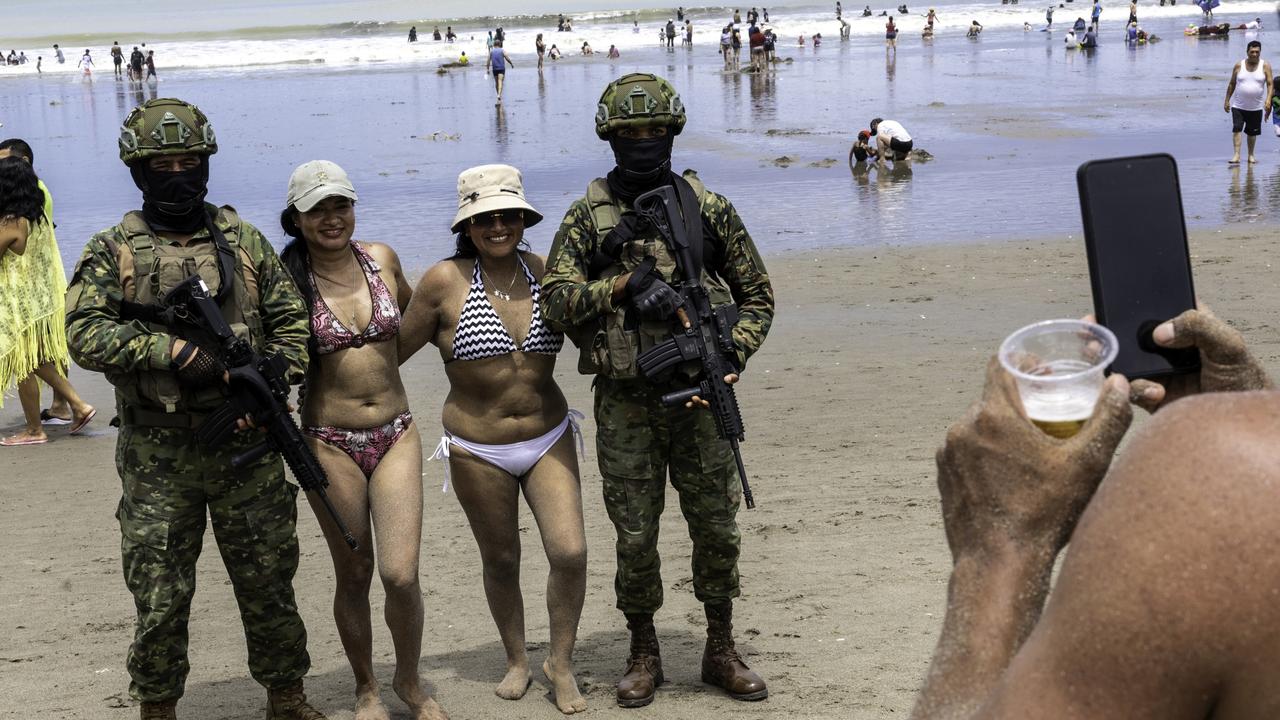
[593, 377, 742, 614]
[114, 424, 310, 703]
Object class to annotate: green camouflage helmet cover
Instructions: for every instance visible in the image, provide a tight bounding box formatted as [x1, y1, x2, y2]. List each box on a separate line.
[594, 72, 687, 139]
[118, 98, 218, 165]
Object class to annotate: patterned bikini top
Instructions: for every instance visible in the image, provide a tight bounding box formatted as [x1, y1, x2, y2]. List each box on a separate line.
[450, 255, 564, 362]
[308, 242, 401, 355]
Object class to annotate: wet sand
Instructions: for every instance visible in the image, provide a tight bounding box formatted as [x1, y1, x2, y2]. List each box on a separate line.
[4, 224, 1278, 719]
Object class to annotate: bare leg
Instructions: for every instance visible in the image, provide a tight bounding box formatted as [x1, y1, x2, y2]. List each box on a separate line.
[1247, 134, 1258, 163]
[305, 437, 389, 720]
[522, 431, 588, 714]
[31, 363, 92, 420]
[365, 426, 449, 720]
[1232, 131, 1242, 163]
[449, 448, 530, 700]
[11, 375, 47, 441]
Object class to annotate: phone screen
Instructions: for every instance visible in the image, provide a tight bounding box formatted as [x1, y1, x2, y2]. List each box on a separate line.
[1077, 154, 1199, 379]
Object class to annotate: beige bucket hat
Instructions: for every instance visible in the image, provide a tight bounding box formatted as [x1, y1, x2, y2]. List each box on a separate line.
[451, 164, 543, 233]
[286, 160, 358, 212]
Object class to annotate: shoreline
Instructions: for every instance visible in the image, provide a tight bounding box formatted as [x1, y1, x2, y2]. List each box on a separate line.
[4, 225, 1278, 718]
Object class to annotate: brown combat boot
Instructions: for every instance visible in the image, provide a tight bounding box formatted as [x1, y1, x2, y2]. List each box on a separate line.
[139, 700, 177, 720]
[266, 681, 327, 720]
[701, 602, 768, 701]
[616, 612, 663, 708]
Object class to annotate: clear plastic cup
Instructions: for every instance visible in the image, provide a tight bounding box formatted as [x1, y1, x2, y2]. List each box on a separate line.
[998, 319, 1119, 438]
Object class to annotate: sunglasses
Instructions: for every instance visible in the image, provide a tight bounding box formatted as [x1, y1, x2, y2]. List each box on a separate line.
[469, 209, 524, 226]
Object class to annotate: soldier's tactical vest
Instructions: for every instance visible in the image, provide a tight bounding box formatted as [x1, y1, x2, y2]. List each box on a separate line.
[103, 206, 263, 418]
[576, 171, 735, 379]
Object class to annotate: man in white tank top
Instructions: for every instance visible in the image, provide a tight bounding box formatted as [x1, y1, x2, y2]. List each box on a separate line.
[1224, 40, 1274, 164]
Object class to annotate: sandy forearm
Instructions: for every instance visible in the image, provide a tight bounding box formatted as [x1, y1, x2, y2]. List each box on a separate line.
[911, 544, 1056, 720]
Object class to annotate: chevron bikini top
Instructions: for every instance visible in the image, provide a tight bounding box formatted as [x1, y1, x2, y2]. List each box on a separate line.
[449, 255, 564, 362]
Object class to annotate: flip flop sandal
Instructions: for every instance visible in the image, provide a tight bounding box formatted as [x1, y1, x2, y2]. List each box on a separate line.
[40, 409, 72, 426]
[69, 408, 97, 435]
[1, 435, 49, 446]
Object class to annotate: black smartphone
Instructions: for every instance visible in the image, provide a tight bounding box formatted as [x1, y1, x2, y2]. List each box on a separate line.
[1077, 154, 1200, 379]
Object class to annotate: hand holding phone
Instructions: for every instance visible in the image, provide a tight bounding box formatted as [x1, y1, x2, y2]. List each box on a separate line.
[1078, 154, 1200, 380]
[1126, 306, 1273, 412]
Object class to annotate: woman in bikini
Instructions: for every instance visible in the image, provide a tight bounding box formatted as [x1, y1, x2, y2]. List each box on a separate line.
[277, 160, 447, 720]
[398, 164, 588, 715]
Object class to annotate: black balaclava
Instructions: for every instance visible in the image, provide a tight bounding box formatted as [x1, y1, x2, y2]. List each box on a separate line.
[606, 132, 676, 204]
[131, 155, 210, 233]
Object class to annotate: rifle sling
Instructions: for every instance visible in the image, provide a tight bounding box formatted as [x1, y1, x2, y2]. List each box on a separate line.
[671, 175, 705, 278]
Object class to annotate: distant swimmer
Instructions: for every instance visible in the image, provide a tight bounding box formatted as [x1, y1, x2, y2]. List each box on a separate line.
[53, 44, 64, 64]
[1046, 5, 1054, 28]
[1186, 22, 1230, 36]
[145, 50, 156, 80]
[886, 16, 898, 47]
[446, 26, 456, 42]
[110, 42, 123, 79]
[536, 33, 546, 71]
[1235, 17, 1263, 30]
[458, 50, 469, 65]
[1073, 17, 1087, 31]
[581, 41, 593, 55]
[487, 40, 513, 104]
[870, 117, 913, 163]
[1065, 28, 1079, 44]
[608, 44, 621, 58]
[863, 5, 873, 16]
[1081, 26, 1099, 46]
[408, 25, 417, 42]
[433, 26, 442, 40]
[77, 49, 93, 77]
[840, 17, 851, 39]
[685, 20, 693, 46]
[926, 7, 938, 28]
[967, 20, 984, 36]
[549, 44, 561, 60]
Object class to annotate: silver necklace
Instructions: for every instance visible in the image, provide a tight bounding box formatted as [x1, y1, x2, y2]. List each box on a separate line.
[479, 261, 519, 301]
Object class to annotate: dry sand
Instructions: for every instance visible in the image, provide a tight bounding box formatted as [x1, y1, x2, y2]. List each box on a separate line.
[3, 227, 1278, 719]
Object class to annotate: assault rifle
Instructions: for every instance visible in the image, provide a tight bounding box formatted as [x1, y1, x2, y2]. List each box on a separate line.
[161, 275, 360, 550]
[633, 185, 756, 509]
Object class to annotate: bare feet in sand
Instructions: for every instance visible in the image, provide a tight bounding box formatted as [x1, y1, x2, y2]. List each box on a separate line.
[393, 677, 450, 720]
[543, 658, 587, 714]
[495, 663, 532, 700]
[355, 683, 391, 720]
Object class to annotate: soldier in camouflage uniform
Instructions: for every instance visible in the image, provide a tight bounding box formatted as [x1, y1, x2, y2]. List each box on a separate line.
[540, 73, 775, 708]
[64, 99, 326, 720]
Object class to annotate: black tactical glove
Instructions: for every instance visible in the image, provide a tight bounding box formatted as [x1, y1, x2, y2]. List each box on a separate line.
[176, 348, 227, 388]
[624, 256, 681, 321]
[631, 279, 682, 320]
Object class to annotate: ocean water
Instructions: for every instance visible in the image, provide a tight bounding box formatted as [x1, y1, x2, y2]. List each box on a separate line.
[1, 2, 1278, 273]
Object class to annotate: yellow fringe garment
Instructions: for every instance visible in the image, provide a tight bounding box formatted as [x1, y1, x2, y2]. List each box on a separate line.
[0, 192, 69, 406]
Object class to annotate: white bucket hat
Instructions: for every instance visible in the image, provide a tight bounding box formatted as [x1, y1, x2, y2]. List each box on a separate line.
[451, 164, 543, 233]
[286, 160, 358, 212]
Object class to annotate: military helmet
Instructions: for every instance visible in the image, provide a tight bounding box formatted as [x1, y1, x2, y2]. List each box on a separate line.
[594, 73, 686, 139]
[118, 98, 218, 165]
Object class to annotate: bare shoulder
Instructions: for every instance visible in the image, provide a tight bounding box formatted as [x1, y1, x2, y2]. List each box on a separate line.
[419, 257, 471, 295]
[358, 241, 402, 267]
[521, 250, 548, 278]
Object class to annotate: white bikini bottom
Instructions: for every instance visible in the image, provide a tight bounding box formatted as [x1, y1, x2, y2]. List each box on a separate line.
[430, 410, 584, 491]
